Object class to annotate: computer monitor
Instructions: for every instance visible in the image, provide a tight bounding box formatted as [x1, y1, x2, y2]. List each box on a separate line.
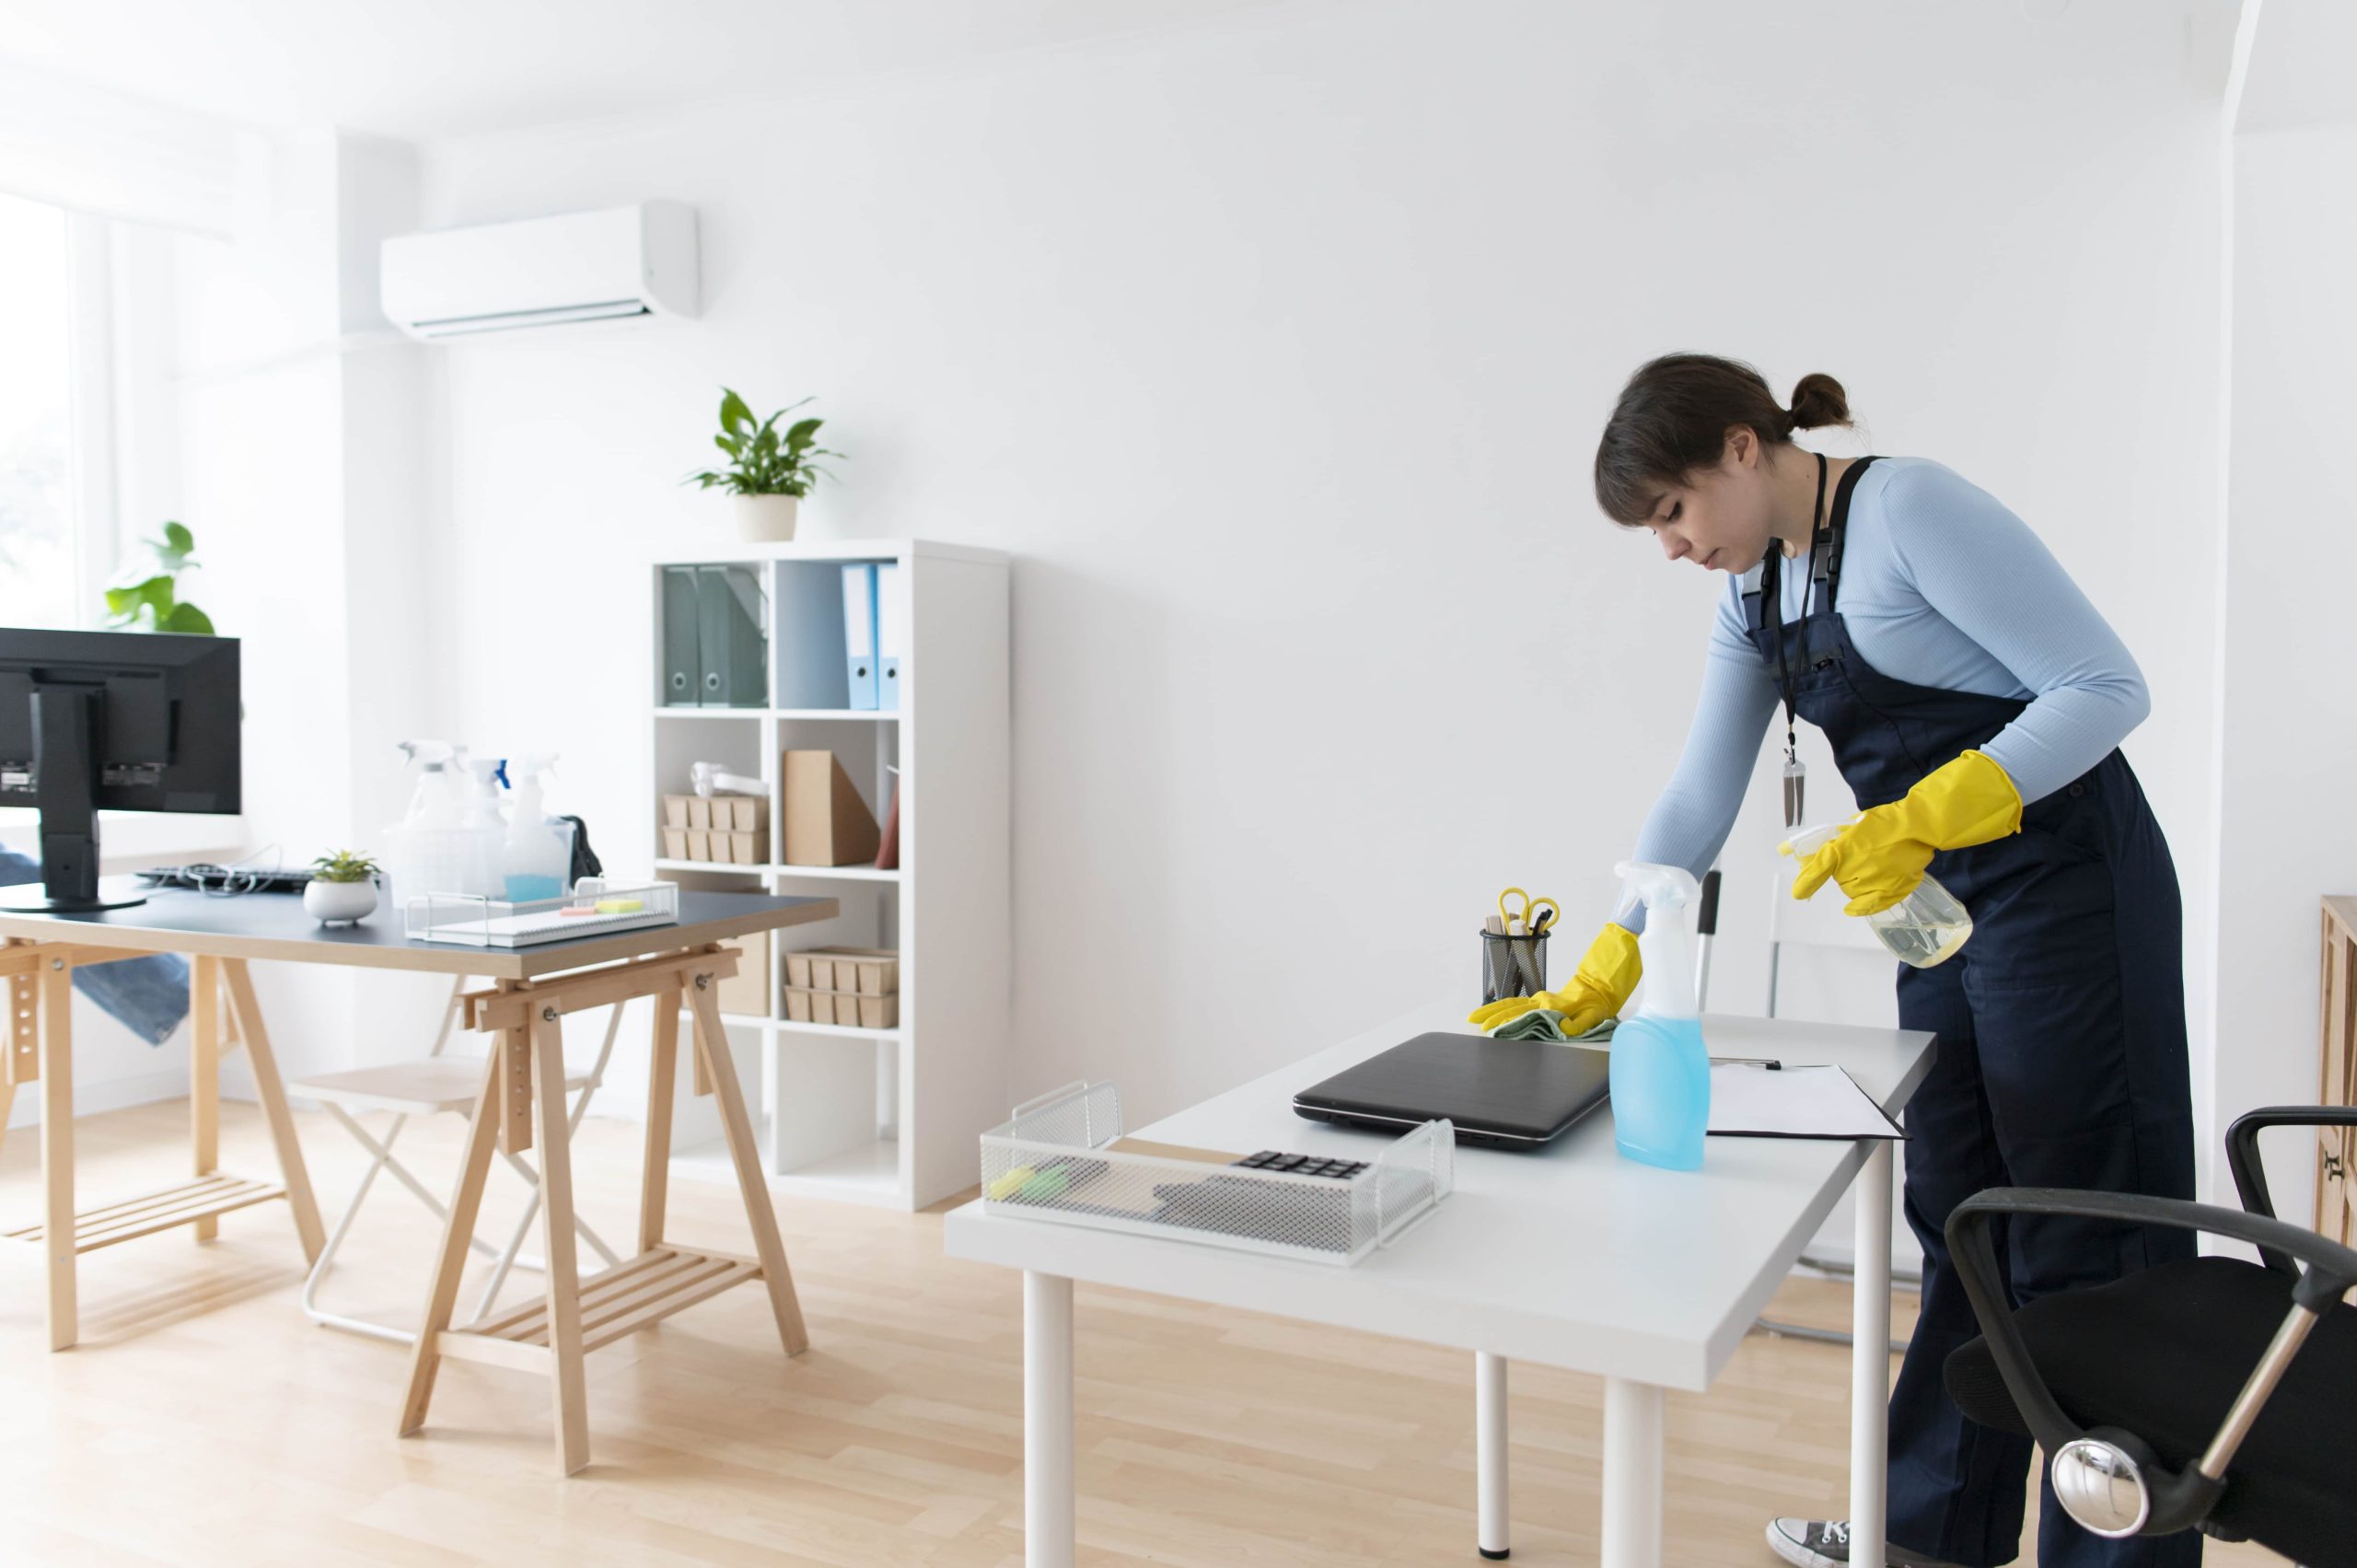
[0, 628, 241, 913]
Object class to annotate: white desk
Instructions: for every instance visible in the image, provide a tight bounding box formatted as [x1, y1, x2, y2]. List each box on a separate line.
[943, 1001, 1937, 1567]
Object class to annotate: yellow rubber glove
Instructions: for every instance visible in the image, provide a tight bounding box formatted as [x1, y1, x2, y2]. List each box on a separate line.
[1467, 922, 1642, 1035]
[1790, 750, 2024, 916]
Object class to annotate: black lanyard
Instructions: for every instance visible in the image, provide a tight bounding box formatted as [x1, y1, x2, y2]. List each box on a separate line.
[1764, 452, 1828, 827]
[1765, 452, 1829, 761]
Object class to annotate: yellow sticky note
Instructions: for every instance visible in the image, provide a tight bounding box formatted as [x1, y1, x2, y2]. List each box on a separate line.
[593, 898, 644, 914]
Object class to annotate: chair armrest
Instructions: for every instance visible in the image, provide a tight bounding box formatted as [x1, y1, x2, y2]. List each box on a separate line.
[1945, 1186, 2357, 1535]
[2226, 1106, 2357, 1275]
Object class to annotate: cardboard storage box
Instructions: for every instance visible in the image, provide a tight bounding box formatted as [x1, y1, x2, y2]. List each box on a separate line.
[662, 827, 688, 859]
[663, 794, 691, 829]
[726, 828, 769, 865]
[782, 749, 879, 865]
[783, 986, 898, 1030]
[715, 934, 771, 1018]
[784, 947, 899, 995]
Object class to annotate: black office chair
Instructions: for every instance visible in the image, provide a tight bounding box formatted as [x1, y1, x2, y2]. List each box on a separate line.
[1939, 1108, 2357, 1568]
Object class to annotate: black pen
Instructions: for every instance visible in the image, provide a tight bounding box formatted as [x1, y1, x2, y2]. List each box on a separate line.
[1710, 1055, 1783, 1070]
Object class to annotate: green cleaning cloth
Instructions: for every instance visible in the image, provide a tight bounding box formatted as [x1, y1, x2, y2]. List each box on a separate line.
[1485, 1010, 1618, 1044]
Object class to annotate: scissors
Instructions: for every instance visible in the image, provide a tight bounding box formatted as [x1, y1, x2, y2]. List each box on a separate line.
[1495, 887, 1560, 936]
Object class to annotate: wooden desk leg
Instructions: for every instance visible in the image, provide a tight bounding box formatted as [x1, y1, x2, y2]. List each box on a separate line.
[191, 957, 220, 1241]
[0, 947, 29, 1164]
[38, 958, 75, 1352]
[686, 973, 808, 1355]
[219, 960, 325, 1264]
[399, 1045, 505, 1437]
[1476, 1351, 1509, 1560]
[529, 1006, 593, 1474]
[639, 993, 678, 1255]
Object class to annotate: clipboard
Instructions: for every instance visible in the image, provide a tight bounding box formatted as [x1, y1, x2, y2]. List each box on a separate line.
[1706, 1063, 1902, 1141]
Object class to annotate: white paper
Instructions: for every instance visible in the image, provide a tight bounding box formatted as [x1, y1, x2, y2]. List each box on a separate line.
[1706, 1063, 1901, 1141]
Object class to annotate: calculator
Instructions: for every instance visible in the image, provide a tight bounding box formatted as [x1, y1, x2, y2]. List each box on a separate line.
[1232, 1150, 1370, 1179]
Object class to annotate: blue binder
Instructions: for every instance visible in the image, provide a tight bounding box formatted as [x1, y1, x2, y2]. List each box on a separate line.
[841, 563, 878, 710]
[875, 563, 902, 712]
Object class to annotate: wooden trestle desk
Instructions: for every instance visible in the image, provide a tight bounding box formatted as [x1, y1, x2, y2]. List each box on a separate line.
[0, 879, 837, 1474]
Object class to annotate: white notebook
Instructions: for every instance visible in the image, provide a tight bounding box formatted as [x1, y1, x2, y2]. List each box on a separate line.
[1706, 1063, 1902, 1141]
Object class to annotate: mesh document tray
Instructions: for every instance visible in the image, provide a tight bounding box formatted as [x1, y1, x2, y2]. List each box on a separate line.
[402, 878, 680, 947]
[980, 1081, 1454, 1266]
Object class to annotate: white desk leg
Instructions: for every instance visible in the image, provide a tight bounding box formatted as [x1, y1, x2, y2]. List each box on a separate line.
[1600, 1376, 1664, 1568]
[1476, 1351, 1510, 1560]
[1850, 1140, 1894, 1568]
[1025, 1271, 1075, 1568]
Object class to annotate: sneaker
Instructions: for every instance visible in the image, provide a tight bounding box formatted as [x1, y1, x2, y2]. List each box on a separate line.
[1764, 1518, 1966, 1568]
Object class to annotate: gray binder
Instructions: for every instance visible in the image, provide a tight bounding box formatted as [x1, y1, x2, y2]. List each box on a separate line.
[696, 565, 769, 707]
[662, 567, 702, 705]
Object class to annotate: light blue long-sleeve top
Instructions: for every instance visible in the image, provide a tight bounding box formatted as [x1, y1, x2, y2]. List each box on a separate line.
[1624, 457, 2148, 908]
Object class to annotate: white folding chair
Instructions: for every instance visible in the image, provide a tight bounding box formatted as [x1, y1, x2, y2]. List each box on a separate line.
[291, 978, 626, 1343]
[1743, 859, 1920, 1353]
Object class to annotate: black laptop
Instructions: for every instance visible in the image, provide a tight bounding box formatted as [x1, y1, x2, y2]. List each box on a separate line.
[1293, 1031, 1612, 1149]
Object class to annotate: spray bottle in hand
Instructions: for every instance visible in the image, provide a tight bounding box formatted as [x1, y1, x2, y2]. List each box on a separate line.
[1609, 862, 1711, 1171]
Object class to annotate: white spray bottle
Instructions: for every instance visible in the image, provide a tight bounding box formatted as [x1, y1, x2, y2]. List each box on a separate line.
[385, 741, 459, 915]
[1608, 862, 1711, 1171]
[500, 754, 572, 902]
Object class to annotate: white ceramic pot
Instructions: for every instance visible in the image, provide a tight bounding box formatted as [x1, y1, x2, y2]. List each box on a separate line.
[733, 493, 800, 542]
[305, 877, 377, 927]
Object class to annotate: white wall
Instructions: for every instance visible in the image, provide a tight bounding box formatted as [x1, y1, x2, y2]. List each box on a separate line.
[411, 0, 2227, 1145]
[2210, 119, 2357, 1224]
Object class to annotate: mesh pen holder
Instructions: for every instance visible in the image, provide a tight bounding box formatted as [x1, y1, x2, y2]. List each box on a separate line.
[980, 1081, 1454, 1267]
[1480, 929, 1550, 1005]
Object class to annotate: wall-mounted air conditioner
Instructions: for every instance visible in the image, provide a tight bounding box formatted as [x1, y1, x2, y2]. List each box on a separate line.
[380, 200, 698, 340]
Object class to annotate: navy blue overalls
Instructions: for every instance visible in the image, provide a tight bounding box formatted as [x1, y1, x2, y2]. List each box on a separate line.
[1745, 457, 2199, 1568]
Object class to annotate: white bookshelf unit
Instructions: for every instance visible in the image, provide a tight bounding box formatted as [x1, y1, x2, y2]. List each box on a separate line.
[648, 539, 1010, 1210]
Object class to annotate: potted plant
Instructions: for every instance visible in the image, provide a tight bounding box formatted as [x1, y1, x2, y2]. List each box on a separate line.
[685, 389, 842, 541]
[103, 522, 215, 633]
[305, 851, 380, 926]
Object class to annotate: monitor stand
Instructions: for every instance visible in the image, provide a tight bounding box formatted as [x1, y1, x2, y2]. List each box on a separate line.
[0, 685, 145, 914]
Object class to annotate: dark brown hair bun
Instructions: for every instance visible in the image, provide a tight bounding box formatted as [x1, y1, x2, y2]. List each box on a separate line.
[1785, 373, 1852, 433]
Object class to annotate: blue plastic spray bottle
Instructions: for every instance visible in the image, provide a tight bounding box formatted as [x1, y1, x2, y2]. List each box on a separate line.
[1608, 861, 1711, 1171]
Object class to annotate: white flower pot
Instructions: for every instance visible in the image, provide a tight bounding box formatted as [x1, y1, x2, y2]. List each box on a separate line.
[733, 493, 800, 542]
[305, 878, 377, 927]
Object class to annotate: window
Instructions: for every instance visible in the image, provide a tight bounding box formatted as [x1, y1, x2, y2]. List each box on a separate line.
[0, 192, 80, 629]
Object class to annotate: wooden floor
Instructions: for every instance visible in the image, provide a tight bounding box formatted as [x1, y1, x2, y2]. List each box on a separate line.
[0, 1099, 2283, 1566]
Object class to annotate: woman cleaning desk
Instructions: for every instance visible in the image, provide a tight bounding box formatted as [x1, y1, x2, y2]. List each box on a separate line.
[1473, 354, 2198, 1568]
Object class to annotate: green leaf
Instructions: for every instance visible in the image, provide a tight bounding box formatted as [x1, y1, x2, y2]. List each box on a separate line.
[718, 388, 756, 438]
[161, 602, 214, 634]
[151, 521, 196, 570]
[110, 575, 174, 615]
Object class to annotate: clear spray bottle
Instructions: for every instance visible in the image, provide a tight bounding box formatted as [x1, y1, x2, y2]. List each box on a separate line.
[499, 754, 573, 902]
[1781, 822, 1973, 969]
[1609, 862, 1711, 1171]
